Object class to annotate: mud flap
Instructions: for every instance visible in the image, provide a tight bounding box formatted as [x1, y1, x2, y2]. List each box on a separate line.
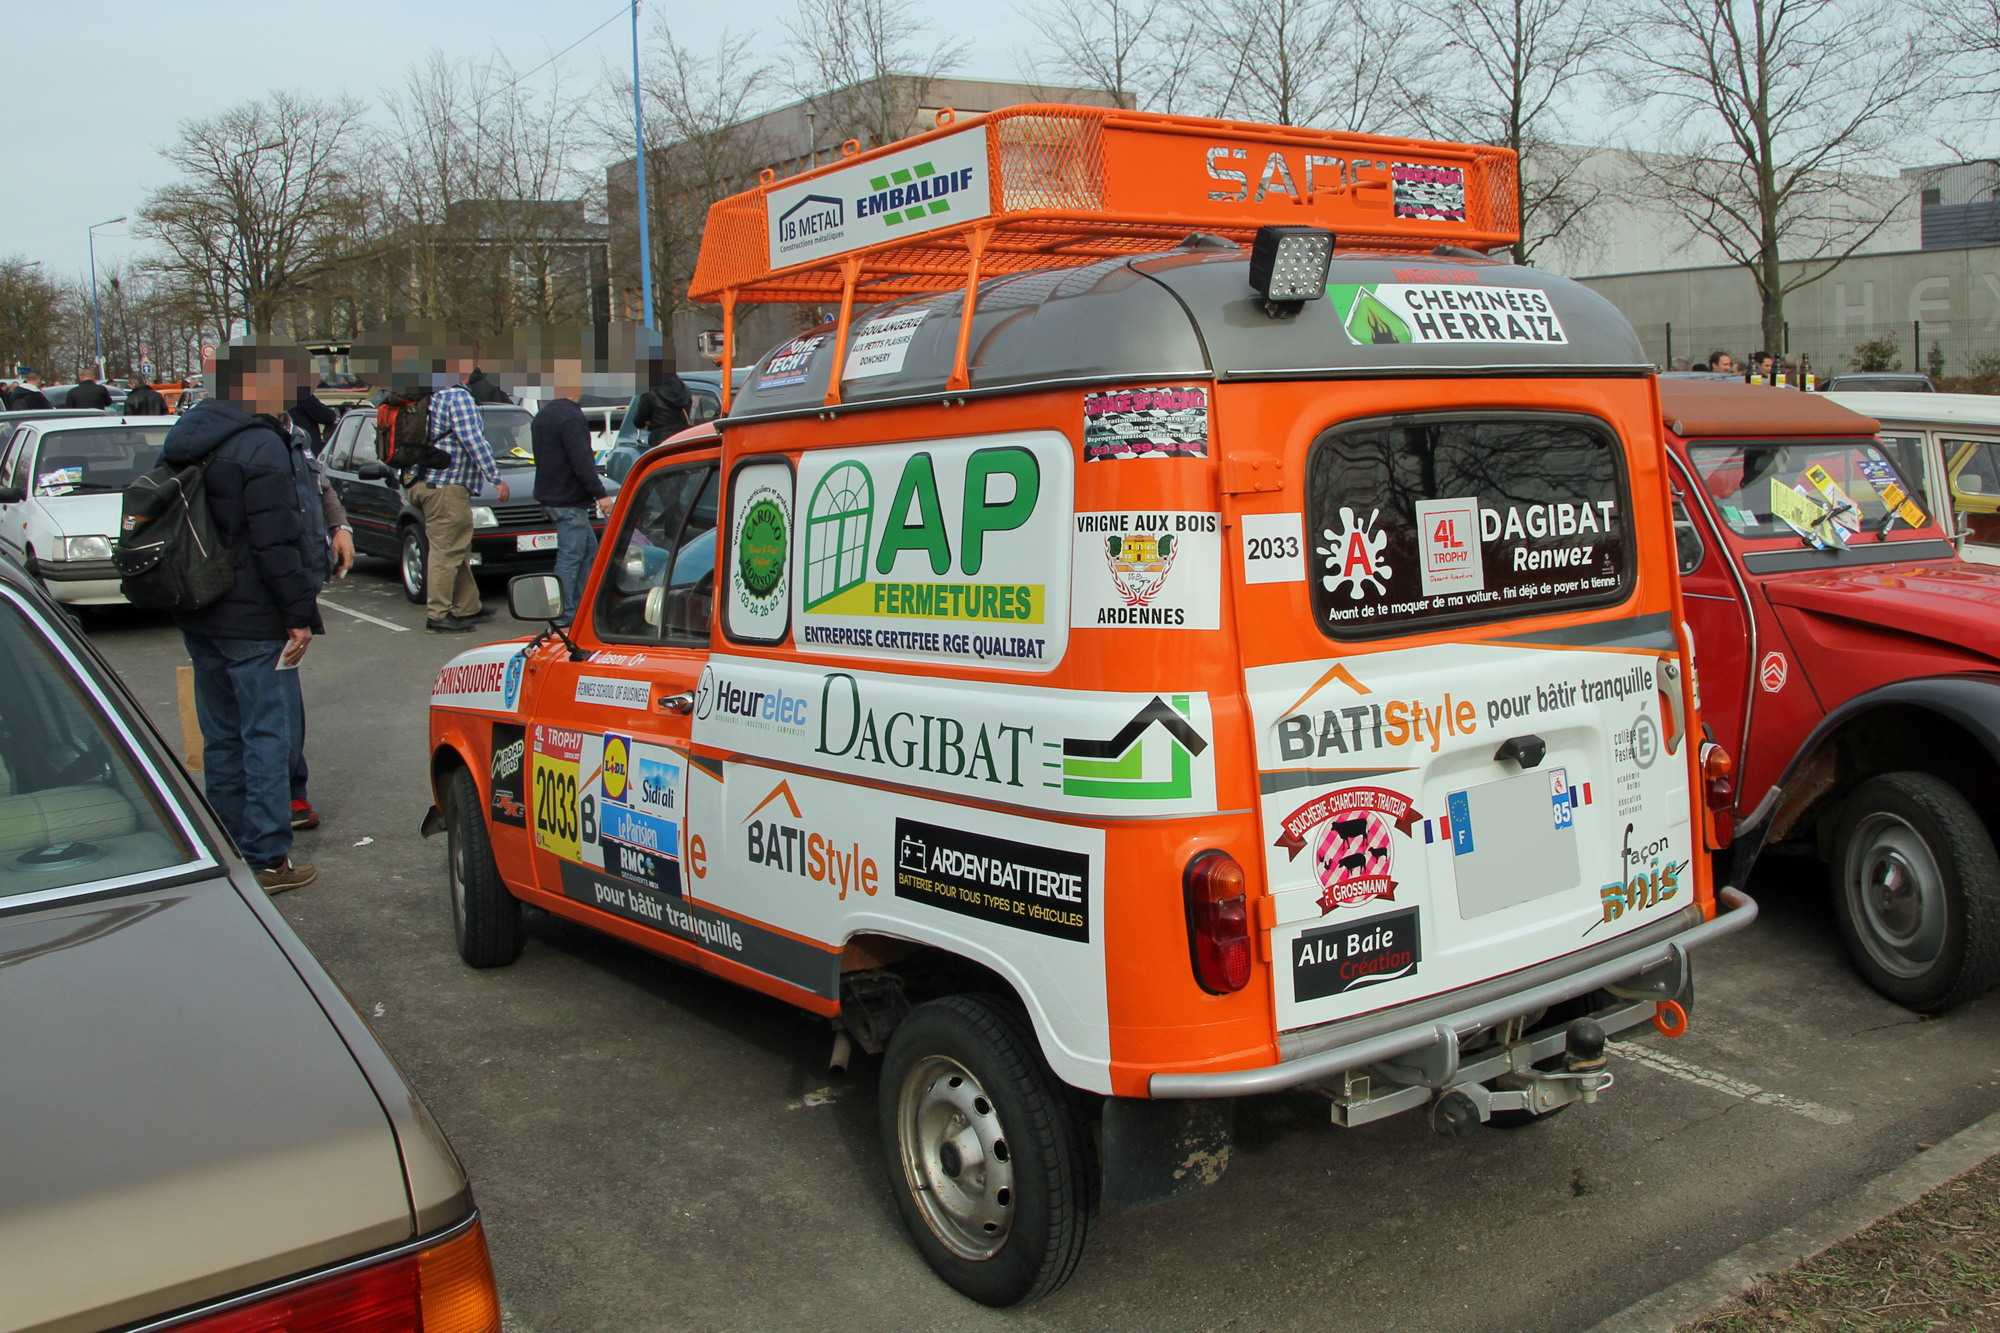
[1099, 1097, 1235, 1215]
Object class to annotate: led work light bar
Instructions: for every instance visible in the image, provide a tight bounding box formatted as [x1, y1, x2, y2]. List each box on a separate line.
[1248, 225, 1335, 308]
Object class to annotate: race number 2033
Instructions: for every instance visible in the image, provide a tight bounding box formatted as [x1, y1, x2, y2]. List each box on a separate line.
[532, 724, 584, 861]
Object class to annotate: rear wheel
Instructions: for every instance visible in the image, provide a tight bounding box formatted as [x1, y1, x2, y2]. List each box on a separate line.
[879, 995, 1093, 1306]
[400, 525, 427, 604]
[445, 766, 523, 967]
[1833, 772, 2000, 1013]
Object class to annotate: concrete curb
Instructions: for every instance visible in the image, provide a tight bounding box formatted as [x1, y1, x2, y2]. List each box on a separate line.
[1585, 1105, 2000, 1333]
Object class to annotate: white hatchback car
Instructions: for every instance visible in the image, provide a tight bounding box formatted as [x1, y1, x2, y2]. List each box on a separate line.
[0, 416, 177, 605]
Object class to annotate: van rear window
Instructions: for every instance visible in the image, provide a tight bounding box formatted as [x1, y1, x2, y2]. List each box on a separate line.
[1305, 415, 1629, 637]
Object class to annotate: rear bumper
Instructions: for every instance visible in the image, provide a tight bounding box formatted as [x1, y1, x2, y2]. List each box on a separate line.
[28, 555, 120, 582]
[1149, 886, 1757, 1098]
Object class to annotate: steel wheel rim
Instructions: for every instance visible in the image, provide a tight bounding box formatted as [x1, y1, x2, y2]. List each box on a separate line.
[402, 534, 424, 597]
[447, 815, 468, 938]
[897, 1054, 1014, 1261]
[1844, 812, 1948, 979]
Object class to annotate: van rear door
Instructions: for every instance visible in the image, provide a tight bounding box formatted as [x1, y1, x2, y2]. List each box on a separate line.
[1241, 412, 1694, 1036]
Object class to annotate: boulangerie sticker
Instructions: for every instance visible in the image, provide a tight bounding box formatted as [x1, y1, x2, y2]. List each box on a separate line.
[843, 310, 927, 380]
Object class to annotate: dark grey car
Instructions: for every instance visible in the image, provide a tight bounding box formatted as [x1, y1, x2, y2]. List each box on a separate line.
[0, 553, 500, 1332]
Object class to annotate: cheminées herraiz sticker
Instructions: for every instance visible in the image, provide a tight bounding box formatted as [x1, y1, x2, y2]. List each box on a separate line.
[431, 641, 528, 713]
[793, 431, 1072, 671]
[1328, 282, 1566, 346]
[692, 656, 1217, 817]
[1070, 510, 1220, 629]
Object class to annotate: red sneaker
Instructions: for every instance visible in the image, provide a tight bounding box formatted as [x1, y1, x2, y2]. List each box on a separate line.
[291, 799, 320, 830]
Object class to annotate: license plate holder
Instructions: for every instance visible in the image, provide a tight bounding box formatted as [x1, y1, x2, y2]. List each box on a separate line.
[516, 532, 557, 552]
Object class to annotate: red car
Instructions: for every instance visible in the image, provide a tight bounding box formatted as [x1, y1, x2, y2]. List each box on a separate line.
[1665, 380, 2000, 1012]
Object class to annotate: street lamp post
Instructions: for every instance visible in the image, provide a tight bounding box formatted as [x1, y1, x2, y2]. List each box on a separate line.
[89, 216, 126, 382]
[630, 0, 655, 330]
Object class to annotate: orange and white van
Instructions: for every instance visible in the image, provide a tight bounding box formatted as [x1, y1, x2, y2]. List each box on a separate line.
[425, 106, 1757, 1306]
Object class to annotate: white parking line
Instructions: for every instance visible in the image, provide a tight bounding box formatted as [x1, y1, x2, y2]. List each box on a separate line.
[1623, 1046, 1854, 1125]
[318, 597, 411, 632]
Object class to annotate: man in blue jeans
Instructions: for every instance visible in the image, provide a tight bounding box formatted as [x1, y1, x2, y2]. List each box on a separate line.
[162, 340, 324, 893]
[532, 356, 608, 625]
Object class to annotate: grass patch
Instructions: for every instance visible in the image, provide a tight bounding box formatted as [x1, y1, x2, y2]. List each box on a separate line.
[1682, 1152, 2000, 1332]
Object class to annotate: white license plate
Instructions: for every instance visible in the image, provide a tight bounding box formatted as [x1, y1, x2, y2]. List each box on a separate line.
[516, 532, 558, 552]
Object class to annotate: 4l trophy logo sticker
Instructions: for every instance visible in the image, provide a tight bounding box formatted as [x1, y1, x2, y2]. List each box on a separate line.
[1103, 531, 1176, 607]
[1274, 786, 1421, 914]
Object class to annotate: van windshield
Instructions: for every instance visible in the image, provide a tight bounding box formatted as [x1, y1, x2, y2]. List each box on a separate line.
[1685, 439, 1931, 546]
[1306, 415, 1630, 638]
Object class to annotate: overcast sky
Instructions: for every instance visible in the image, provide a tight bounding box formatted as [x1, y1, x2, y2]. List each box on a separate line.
[11, 0, 1031, 282]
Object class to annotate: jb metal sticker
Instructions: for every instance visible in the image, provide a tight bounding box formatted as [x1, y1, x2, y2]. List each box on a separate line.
[1082, 386, 1209, 460]
[1070, 511, 1220, 629]
[1293, 905, 1421, 1002]
[894, 818, 1090, 942]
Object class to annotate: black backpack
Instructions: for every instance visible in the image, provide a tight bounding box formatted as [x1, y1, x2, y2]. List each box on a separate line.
[114, 451, 235, 611]
[375, 388, 454, 472]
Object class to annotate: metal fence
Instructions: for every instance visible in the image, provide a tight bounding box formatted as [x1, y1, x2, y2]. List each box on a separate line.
[1629, 318, 2000, 379]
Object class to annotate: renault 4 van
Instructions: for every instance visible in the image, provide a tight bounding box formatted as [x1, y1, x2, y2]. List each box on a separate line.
[425, 106, 1755, 1305]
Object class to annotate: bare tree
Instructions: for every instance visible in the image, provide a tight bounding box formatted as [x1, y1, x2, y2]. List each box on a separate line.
[785, 0, 968, 149]
[1612, 0, 1928, 356]
[1922, 0, 2000, 112]
[137, 93, 372, 340]
[0, 258, 68, 381]
[1407, 0, 1609, 266]
[1020, 0, 1198, 111]
[1190, 0, 1431, 132]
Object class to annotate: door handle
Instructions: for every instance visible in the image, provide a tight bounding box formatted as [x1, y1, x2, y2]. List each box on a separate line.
[1657, 657, 1686, 755]
[658, 691, 694, 715]
[1494, 734, 1546, 768]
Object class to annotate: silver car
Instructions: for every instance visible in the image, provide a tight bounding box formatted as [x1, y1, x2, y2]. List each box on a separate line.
[0, 552, 499, 1332]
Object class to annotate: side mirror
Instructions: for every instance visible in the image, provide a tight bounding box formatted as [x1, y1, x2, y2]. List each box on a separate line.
[643, 585, 665, 628]
[0, 487, 21, 504]
[356, 463, 389, 481]
[508, 573, 564, 623]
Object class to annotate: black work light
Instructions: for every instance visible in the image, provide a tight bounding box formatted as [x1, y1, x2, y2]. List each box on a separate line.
[1248, 225, 1335, 309]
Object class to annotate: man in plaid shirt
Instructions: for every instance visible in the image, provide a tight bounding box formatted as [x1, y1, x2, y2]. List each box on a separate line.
[406, 354, 511, 631]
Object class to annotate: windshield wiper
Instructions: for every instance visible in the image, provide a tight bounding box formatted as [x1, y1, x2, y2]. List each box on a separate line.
[42, 481, 123, 494]
[1875, 508, 1899, 541]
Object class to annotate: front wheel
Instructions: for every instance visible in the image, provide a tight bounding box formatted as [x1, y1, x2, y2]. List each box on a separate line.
[445, 766, 524, 967]
[1833, 771, 2000, 1013]
[400, 525, 428, 604]
[879, 995, 1093, 1306]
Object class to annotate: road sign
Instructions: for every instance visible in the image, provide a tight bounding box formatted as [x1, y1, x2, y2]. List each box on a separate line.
[200, 342, 216, 361]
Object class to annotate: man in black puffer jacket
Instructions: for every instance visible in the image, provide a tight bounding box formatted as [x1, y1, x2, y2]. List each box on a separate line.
[161, 340, 325, 894]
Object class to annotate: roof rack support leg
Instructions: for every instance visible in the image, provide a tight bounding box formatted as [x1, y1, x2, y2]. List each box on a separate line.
[947, 225, 994, 393]
[719, 290, 737, 415]
[823, 256, 863, 407]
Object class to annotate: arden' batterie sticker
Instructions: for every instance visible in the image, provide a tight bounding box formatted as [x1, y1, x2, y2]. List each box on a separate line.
[894, 817, 1090, 942]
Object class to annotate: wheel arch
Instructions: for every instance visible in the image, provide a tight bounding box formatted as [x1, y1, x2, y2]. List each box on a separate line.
[1733, 674, 2000, 881]
[430, 730, 483, 812]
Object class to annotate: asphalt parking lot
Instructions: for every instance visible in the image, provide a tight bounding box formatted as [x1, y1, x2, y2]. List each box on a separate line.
[84, 558, 2000, 1333]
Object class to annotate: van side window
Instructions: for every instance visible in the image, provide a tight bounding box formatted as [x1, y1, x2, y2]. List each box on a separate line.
[1306, 415, 1629, 638]
[597, 463, 720, 645]
[1672, 494, 1705, 575]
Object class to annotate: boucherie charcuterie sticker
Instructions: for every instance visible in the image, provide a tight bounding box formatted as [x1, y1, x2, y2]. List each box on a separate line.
[1329, 283, 1567, 346]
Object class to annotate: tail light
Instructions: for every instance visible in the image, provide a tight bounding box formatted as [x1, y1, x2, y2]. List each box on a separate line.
[1700, 740, 1734, 810]
[1185, 851, 1251, 994]
[172, 1219, 500, 1333]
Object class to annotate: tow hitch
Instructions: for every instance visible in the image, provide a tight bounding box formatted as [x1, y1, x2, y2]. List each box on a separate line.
[1321, 1005, 1642, 1133]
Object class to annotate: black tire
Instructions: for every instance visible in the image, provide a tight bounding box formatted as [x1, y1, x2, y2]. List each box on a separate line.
[400, 524, 427, 604]
[1832, 771, 2000, 1013]
[878, 995, 1093, 1306]
[445, 766, 524, 967]
[1487, 1102, 1567, 1129]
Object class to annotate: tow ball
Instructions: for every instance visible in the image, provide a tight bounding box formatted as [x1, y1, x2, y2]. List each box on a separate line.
[1429, 1019, 1614, 1139]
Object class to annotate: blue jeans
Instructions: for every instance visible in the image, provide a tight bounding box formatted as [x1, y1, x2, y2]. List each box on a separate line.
[546, 504, 598, 626]
[183, 631, 293, 870]
[283, 665, 308, 803]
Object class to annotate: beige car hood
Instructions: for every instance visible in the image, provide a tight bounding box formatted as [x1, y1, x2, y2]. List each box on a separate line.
[0, 881, 414, 1333]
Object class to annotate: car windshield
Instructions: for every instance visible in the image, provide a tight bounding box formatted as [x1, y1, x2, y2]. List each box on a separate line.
[33, 426, 171, 495]
[482, 408, 536, 467]
[1686, 439, 1933, 546]
[0, 593, 198, 900]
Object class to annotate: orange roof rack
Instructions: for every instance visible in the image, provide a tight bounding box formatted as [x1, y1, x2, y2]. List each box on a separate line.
[689, 104, 1519, 409]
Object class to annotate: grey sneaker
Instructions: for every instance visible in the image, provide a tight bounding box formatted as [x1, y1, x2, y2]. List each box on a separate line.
[256, 861, 317, 894]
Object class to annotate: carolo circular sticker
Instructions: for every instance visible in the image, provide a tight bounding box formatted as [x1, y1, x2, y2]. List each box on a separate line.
[728, 476, 792, 641]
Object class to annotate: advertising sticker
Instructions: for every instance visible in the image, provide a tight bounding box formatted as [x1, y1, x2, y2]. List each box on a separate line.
[1392, 164, 1466, 221]
[843, 310, 928, 380]
[793, 431, 1072, 670]
[728, 462, 793, 643]
[431, 642, 529, 714]
[1293, 906, 1421, 1002]
[1069, 510, 1221, 629]
[531, 723, 584, 861]
[1082, 386, 1209, 460]
[757, 334, 824, 390]
[1328, 284, 1567, 347]
[1272, 785, 1421, 914]
[765, 126, 991, 268]
[489, 723, 527, 828]
[1412, 496, 1484, 597]
[895, 818, 1090, 942]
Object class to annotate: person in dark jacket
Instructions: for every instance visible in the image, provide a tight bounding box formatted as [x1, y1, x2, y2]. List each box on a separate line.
[532, 357, 608, 626]
[125, 373, 170, 415]
[629, 370, 692, 445]
[67, 369, 113, 410]
[464, 366, 512, 404]
[161, 340, 324, 894]
[8, 370, 50, 410]
[291, 382, 338, 453]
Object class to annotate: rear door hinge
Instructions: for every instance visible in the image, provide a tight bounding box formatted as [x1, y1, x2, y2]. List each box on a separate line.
[1221, 457, 1284, 494]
